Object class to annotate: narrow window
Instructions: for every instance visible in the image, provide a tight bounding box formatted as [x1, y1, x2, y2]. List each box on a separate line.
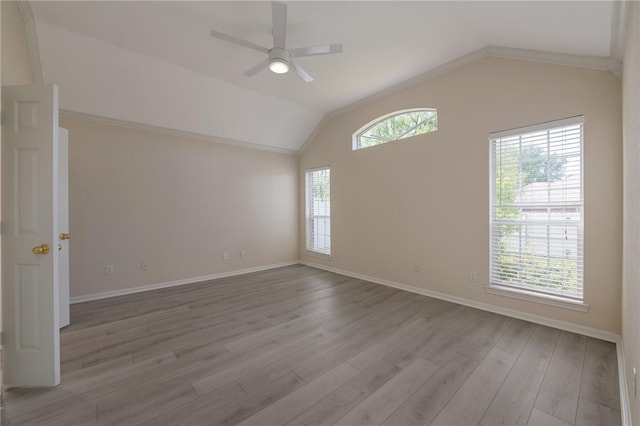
[353, 109, 437, 150]
[305, 167, 331, 256]
[490, 117, 584, 303]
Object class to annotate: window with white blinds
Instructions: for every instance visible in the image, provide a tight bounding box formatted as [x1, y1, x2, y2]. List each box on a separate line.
[306, 167, 331, 256]
[490, 116, 584, 302]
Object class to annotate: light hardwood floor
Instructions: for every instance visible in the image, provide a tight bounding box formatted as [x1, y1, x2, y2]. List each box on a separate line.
[2, 265, 621, 425]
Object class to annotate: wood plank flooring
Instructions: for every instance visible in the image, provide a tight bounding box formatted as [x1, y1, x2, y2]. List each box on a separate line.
[2, 265, 621, 426]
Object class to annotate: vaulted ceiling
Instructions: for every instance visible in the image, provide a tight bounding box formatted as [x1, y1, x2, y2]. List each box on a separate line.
[28, 1, 623, 152]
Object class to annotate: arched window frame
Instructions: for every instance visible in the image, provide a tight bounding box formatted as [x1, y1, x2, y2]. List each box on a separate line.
[352, 108, 438, 150]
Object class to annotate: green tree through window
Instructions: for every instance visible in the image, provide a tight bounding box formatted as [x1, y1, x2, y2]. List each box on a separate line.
[354, 109, 437, 150]
[491, 118, 583, 301]
[305, 168, 331, 256]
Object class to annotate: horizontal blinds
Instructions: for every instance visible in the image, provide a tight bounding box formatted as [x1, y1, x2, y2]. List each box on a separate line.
[490, 118, 583, 300]
[306, 167, 331, 255]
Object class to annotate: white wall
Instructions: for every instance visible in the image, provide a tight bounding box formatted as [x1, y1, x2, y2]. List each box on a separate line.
[300, 56, 622, 334]
[36, 20, 322, 152]
[62, 117, 298, 298]
[622, 1, 640, 422]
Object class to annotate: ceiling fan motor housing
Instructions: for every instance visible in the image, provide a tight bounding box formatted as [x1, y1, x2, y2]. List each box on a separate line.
[210, 2, 342, 81]
[269, 47, 291, 73]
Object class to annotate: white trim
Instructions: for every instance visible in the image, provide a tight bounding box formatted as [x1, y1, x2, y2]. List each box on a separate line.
[299, 260, 619, 343]
[617, 338, 633, 426]
[609, 59, 623, 80]
[68, 259, 630, 420]
[59, 110, 297, 156]
[300, 46, 612, 154]
[304, 165, 331, 174]
[298, 113, 332, 155]
[304, 166, 332, 256]
[610, 0, 629, 64]
[485, 285, 589, 312]
[607, 0, 627, 78]
[300, 48, 489, 154]
[16, 1, 43, 84]
[486, 46, 611, 72]
[13, 19, 616, 156]
[351, 108, 437, 151]
[304, 250, 332, 260]
[69, 261, 298, 304]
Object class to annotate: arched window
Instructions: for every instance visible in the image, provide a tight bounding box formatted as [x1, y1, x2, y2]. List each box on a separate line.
[353, 108, 437, 150]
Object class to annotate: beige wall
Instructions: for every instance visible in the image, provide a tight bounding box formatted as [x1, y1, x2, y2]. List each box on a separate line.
[623, 1, 640, 422]
[300, 57, 622, 334]
[1, 1, 33, 86]
[0, 2, 300, 302]
[62, 118, 298, 298]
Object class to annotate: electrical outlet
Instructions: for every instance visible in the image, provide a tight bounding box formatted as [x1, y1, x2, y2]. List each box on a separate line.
[470, 272, 477, 282]
[414, 264, 422, 272]
[141, 262, 148, 270]
[240, 250, 246, 258]
[105, 265, 114, 276]
[223, 251, 229, 261]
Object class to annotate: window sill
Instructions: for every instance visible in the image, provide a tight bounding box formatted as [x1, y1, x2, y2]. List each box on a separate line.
[486, 285, 589, 312]
[305, 250, 332, 259]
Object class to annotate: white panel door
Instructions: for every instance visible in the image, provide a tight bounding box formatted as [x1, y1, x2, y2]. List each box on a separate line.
[58, 128, 70, 328]
[2, 84, 60, 386]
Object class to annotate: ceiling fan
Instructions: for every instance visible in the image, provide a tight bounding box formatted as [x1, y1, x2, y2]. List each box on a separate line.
[210, 2, 343, 83]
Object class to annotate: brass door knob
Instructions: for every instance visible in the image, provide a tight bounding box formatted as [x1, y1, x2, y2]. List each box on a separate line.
[59, 233, 71, 240]
[32, 244, 50, 255]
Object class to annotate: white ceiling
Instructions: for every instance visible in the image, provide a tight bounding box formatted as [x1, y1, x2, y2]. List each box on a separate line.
[29, 1, 618, 151]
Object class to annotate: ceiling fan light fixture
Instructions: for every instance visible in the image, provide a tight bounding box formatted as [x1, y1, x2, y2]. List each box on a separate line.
[210, 2, 343, 82]
[269, 58, 289, 74]
[268, 47, 290, 74]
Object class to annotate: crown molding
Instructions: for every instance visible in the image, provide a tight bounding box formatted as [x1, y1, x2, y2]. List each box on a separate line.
[56, 45, 618, 156]
[20, 4, 619, 155]
[60, 110, 297, 155]
[297, 114, 332, 156]
[486, 46, 611, 71]
[608, 0, 628, 79]
[300, 46, 615, 154]
[16, 1, 43, 84]
[299, 47, 489, 154]
[610, 0, 629, 64]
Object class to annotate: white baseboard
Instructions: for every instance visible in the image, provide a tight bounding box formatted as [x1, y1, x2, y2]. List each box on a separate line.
[68, 258, 632, 424]
[299, 260, 619, 343]
[300, 260, 632, 423]
[69, 261, 298, 304]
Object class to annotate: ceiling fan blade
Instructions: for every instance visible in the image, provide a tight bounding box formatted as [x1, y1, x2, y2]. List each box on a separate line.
[289, 44, 343, 58]
[291, 60, 314, 83]
[244, 59, 270, 77]
[210, 29, 269, 53]
[272, 2, 287, 49]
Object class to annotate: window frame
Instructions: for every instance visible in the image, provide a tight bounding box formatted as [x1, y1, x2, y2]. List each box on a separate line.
[305, 166, 331, 257]
[352, 108, 437, 150]
[488, 116, 588, 311]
